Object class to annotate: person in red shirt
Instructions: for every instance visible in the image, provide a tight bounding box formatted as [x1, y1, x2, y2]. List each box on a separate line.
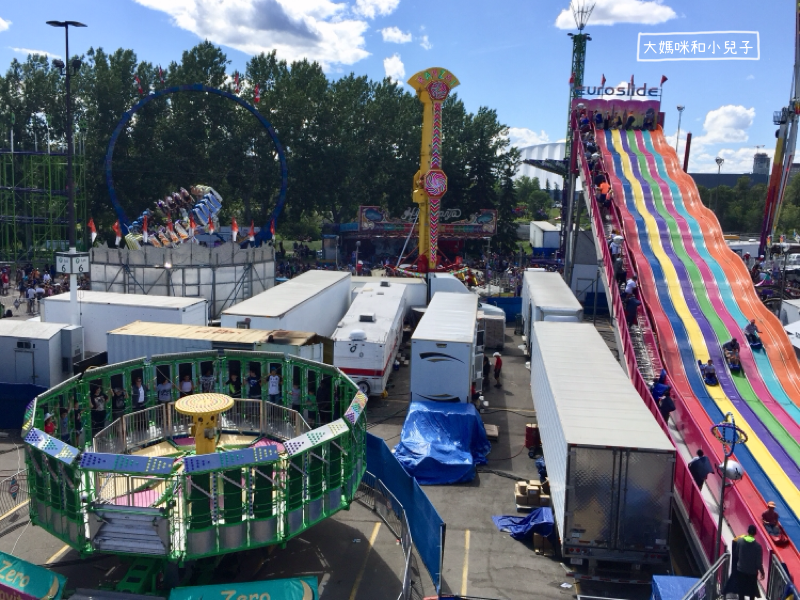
[493, 352, 503, 388]
[762, 501, 780, 536]
[43, 413, 56, 435]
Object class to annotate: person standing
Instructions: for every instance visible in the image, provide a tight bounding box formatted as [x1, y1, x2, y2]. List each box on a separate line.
[111, 388, 127, 422]
[132, 377, 147, 411]
[200, 368, 216, 393]
[724, 525, 764, 600]
[225, 372, 242, 399]
[267, 368, 282, 403]
[156, 378, 173, 405]
[246, 368, 264, 400]
[90, 386, 108, 436]
[687, 449, 713, 490]
[179, 374, 194, 397]
[658, 388, 675, 423]
[482, 356, 491, 392]
[625, 295, 641, 328]
[493, 352, 503, 388]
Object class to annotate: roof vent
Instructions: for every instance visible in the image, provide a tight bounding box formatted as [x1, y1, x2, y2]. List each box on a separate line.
[359, 313, 376, 323]
[380, 281, 390, 287]
[349, 329, 367, 341]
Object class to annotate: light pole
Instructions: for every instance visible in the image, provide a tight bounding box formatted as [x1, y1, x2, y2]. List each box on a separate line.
[47, 19, 86, 327]
[355, 240, 361, 272]
[711, 413, 747, 560]
[675, 105, 685, 153]
[714, 157, 724, 212]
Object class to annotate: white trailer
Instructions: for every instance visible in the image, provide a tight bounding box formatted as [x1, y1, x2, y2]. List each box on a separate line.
[351, 276, 426, 312]
[41, 291, 207, 355]
[220, 271, 351, 336]
[107, 321, 327, 364]
[411, 292, 481, 403]
[529, 221, 560, 248]
[0, 320, 84, 387]
[521, 270, 583, 355]
[530, 322, 674, 565]
[333, 281, 406, 396]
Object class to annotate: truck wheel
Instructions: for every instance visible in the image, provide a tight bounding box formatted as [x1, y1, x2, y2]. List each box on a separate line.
[357, 381, 371, 396]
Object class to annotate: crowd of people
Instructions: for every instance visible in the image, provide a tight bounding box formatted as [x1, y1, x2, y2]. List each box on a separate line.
[1, 263, 90, 315]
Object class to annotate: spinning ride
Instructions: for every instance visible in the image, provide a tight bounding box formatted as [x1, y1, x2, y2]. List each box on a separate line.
[22, 350, 366, 563]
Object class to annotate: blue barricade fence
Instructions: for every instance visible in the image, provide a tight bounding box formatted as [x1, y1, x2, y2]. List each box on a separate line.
[365, 433, 445, 593]
[483, 296, 522, 323]
[0, 383, 46, 428]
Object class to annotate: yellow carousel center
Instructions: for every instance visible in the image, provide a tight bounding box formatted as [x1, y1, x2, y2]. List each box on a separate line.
[174, 393, 235, 455]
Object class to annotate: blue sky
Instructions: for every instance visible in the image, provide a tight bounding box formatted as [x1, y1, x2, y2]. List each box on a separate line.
[0, 0, 793, 173]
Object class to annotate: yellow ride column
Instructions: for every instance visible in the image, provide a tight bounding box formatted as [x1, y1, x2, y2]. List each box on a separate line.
[408, 67, 460, 271]
[174, 393, 234, 455]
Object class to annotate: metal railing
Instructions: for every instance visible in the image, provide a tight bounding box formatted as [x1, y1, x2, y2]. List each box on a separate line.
[94, 472, 169, 508]
[682, 552, 729, 600]
[766, 551, 794, 600]
[358, 471, 421, 600]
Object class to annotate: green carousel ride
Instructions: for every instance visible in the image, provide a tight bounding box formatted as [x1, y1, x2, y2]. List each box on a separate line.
[21, 350, 367, 588]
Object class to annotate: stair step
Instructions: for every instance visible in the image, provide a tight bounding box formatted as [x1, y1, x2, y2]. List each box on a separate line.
[94, 538, 166, 555]
[98, 524, 162, 540]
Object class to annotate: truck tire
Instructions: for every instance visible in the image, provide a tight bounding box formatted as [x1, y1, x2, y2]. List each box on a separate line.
[357, 381, 371, 396]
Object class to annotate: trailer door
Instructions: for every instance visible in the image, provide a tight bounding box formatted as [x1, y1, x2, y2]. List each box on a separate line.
[566, 446, 620, 549]
[616, 450, 673, 553]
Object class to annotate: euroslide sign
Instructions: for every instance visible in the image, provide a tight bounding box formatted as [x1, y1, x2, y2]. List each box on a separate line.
[0, 550, 66, 600]
[169, 577, 318, 600]
[575, 82, 660, 98]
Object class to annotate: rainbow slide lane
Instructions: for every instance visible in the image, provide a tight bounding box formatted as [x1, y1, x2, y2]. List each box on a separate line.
[596, 127, 800, 559]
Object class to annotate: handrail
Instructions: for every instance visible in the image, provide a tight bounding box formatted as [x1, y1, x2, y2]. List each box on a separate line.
[682, 552, 729, 600]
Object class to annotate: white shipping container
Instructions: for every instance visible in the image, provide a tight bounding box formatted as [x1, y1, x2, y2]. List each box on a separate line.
[529, 221, 560, 248]
[530, 322, 674, 564]
[521, 270, 583, 355]
[333, 282, 406, 396]
[411, 292, 480, 402]
[41, 291, 207, 355]
[107, 321, 326, 363]
[221, 271, 350, 336]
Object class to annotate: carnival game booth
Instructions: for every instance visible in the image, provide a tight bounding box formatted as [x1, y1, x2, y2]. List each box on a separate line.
[22, 350, 366, 561]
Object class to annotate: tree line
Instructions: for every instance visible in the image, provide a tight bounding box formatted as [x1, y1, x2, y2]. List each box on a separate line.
[0, 42, 522, 250]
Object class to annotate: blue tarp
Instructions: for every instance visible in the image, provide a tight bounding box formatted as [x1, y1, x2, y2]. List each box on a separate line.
[492, 508, 555, 541]
[651, 575, 699, 600]
[393, 401, 491, 484]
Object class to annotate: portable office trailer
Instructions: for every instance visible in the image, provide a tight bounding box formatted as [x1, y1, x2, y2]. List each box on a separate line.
[411, 292, 481, 402]
[107, 321, 328, 364]
[41, 291, 207, 355]
[0, 320, 84, 387]
[333, 281, 406, 396]
[521, 270, 583, 355]
[220, 271, 351, 336]
[530, 322, 674, 565]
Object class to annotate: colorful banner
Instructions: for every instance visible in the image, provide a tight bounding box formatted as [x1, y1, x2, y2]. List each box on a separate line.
[0, 551, 66, 600]
[357, 206, 497, 238]
[169, 577, 318, 600]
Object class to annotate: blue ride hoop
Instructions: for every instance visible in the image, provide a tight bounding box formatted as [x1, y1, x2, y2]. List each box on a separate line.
[710, 421, 748, 458]
[104, 83, 288, 246]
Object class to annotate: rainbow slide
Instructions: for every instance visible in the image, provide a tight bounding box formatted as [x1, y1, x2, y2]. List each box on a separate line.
[591, 125, 800, 569]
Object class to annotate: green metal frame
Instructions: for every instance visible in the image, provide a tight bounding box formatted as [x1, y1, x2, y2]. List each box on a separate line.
[0, 150, 87, 264]
[23, 350, 367, 563]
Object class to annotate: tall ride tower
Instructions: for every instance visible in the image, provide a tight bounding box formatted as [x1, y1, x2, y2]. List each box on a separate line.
[563, 0, 594, 284]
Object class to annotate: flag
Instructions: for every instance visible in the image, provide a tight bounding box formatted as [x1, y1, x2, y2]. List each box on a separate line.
[270, 218, 276, 236]
[88, 218, 97, 244]
[166, 220, 174, 233]
[234, 72, 240, 94]
[254, 83, 261, 103]
[249, 220, 255, 242]
[660, 74, 668, 86]
[189, 215, 196, 236]
[208, 218, 215, 234]
[158, 65, 165, 85]
[568, 72, 575, 84]
[231, 217, 239, 242]
[134, 75, 144, 95]
[142, 215, 149, 244]
[600, 74, 606, 87]
[112, 220, 122, 246]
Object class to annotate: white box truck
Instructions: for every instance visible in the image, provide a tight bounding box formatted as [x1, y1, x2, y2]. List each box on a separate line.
[530, 322, 674, 566]
[521, 270, 583, 355]
[411, 292, 481, 402]
[333, 281, 406, 397]
[220, 271, 351, 336]
[41, 291, 207, 355]
[530, 221, 560, 248]
[107, 321, 328, 363]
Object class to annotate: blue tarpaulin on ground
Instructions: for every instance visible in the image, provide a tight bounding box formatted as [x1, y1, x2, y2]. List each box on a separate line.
[393, 401, 491, 484]
[492, 508, 555, 541]
[651, 575, 700, 600]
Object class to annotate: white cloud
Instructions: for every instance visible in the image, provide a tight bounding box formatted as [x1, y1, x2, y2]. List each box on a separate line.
[420, 34, 432, 50]
[690, 147, 774, 174]
[694, 104, 755, 147]
[354, 0, 399, 19]
[383, 53, 405, 83]
[0, 18, 10, 32]
[555, 0, 676, 29]
[508, 127, 551, 148]
[381, 26, 411, 43]
[746, 74, 755, 80]
[132, 0, 371, 69]
[10, 47, 61, 59]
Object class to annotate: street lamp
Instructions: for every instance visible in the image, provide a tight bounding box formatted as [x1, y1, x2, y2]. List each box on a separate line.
[675, 105, 685, 153]
[355, 240, 361, 272]
[47, 19, 86, 328]
[714, 157, 724, 212]
[711, 413, 747, 560]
